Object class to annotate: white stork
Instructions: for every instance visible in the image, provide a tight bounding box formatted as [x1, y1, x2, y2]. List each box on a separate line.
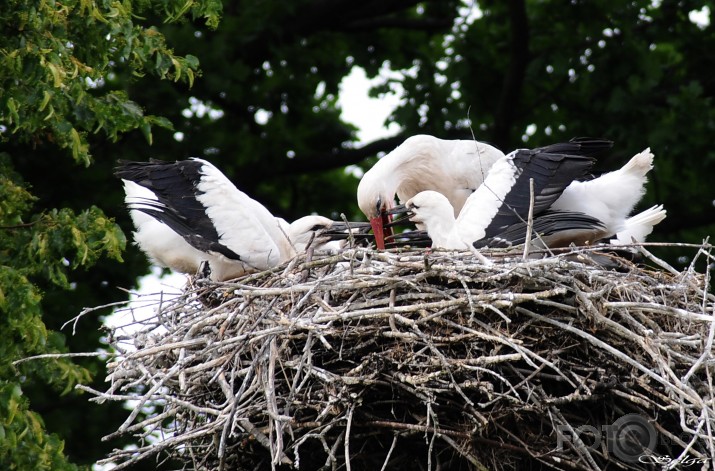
[356, 134, 505, 249]
[401, 140, 665, 249]
[117, 158, 364, 281]
[406, 190, 607, 249]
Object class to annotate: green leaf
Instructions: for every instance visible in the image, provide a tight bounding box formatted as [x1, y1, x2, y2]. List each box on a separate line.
[140, 122, 153, 145]
[147, 115, 174, 131]
[184, 54, 200, 69]
[69, 128, 90, 166]
[6, 97, 20, 126]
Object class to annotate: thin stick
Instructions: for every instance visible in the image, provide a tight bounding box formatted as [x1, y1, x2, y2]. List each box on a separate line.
[523, 177, 535, 260]
[13, 351, 108, 365]
[344, 404, 354, 471]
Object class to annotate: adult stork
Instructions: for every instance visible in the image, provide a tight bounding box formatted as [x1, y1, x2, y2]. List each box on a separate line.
[401, 139, 611, 249]
[406, 190, 607, 249]
[400, 139, 666, 250]
[117, 158, 365, 281]
[357, 134, 505, 249]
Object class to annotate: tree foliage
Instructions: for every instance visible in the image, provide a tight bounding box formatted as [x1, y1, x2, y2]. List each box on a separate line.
[1, 0, 714, 468]
[0, 153, 102, 470]
[0, 0, 220, 468]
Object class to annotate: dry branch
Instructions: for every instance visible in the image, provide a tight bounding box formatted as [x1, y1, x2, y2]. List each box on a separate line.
[89, 244, 715, 470]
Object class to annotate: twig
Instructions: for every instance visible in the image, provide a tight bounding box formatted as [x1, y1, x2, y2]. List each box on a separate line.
[523, 177, 535, 260]
[13, 351, 108, 365]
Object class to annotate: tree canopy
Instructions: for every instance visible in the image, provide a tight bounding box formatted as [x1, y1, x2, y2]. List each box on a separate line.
[1, 0, 713, 468]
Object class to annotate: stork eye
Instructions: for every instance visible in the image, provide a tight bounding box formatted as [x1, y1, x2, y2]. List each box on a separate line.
[375, 196, 383, 213]
[310, 224, 325, 231]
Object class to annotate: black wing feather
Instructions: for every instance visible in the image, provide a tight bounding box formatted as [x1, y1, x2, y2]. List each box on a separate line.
[483, 138, 609, 237]
[475, 210, 606, 248]
[116, 159, 241, 260]
[384, 229, 432, 248]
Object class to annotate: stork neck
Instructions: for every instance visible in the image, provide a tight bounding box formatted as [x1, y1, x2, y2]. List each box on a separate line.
[425, 212, 467, 250]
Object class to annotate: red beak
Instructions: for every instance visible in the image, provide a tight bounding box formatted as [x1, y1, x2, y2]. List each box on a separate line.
[370, 212, 394, 250]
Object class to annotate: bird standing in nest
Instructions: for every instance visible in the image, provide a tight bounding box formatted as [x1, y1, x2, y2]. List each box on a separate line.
[357, 134, 505, 249]
[116, 158, 369, 281]
[395, 139, 666, 250]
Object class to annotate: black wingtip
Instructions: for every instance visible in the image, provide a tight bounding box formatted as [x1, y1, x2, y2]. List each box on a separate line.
[114, 159, 169, 182]
[476, 210, 606, 249]
[567, 137, 614, 156]
[113, 159, 141, 179]
[530, 138, 612, 159]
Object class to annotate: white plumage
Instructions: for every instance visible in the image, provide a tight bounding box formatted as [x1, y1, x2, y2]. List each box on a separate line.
[609, 205, 667, 245]
[189, 158, 294, 270]
[550, 148, 665, 238]
[405, 191, 471, 250]
[357, 134, 505, 248]
[403, 140, 665, 250]
[406, 190, 607, 250]
[123, 180, 211, 274]
[117, 158, 357, 281]
[451, 153, 527, 244]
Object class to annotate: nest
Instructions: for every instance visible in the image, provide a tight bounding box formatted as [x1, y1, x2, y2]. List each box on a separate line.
[87, 243, 715, 470]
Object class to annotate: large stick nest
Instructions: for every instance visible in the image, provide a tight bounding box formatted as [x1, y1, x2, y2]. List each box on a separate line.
[89, 244, 715, 470]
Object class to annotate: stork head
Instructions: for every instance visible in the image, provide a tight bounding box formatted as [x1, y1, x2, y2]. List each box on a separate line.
[287, 216, 334, 252]
[356, 180, 395, 250]
[404, 191, 460, 248]
[288, 215, 371, 252]
[405, 191, 453, 225]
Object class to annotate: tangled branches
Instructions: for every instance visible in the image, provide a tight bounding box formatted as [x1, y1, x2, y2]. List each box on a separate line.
[87, 243, 715, 470]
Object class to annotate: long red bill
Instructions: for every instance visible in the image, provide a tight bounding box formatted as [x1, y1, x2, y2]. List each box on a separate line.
[370, 216, 385, 250]
[370, 213, 394, 250]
